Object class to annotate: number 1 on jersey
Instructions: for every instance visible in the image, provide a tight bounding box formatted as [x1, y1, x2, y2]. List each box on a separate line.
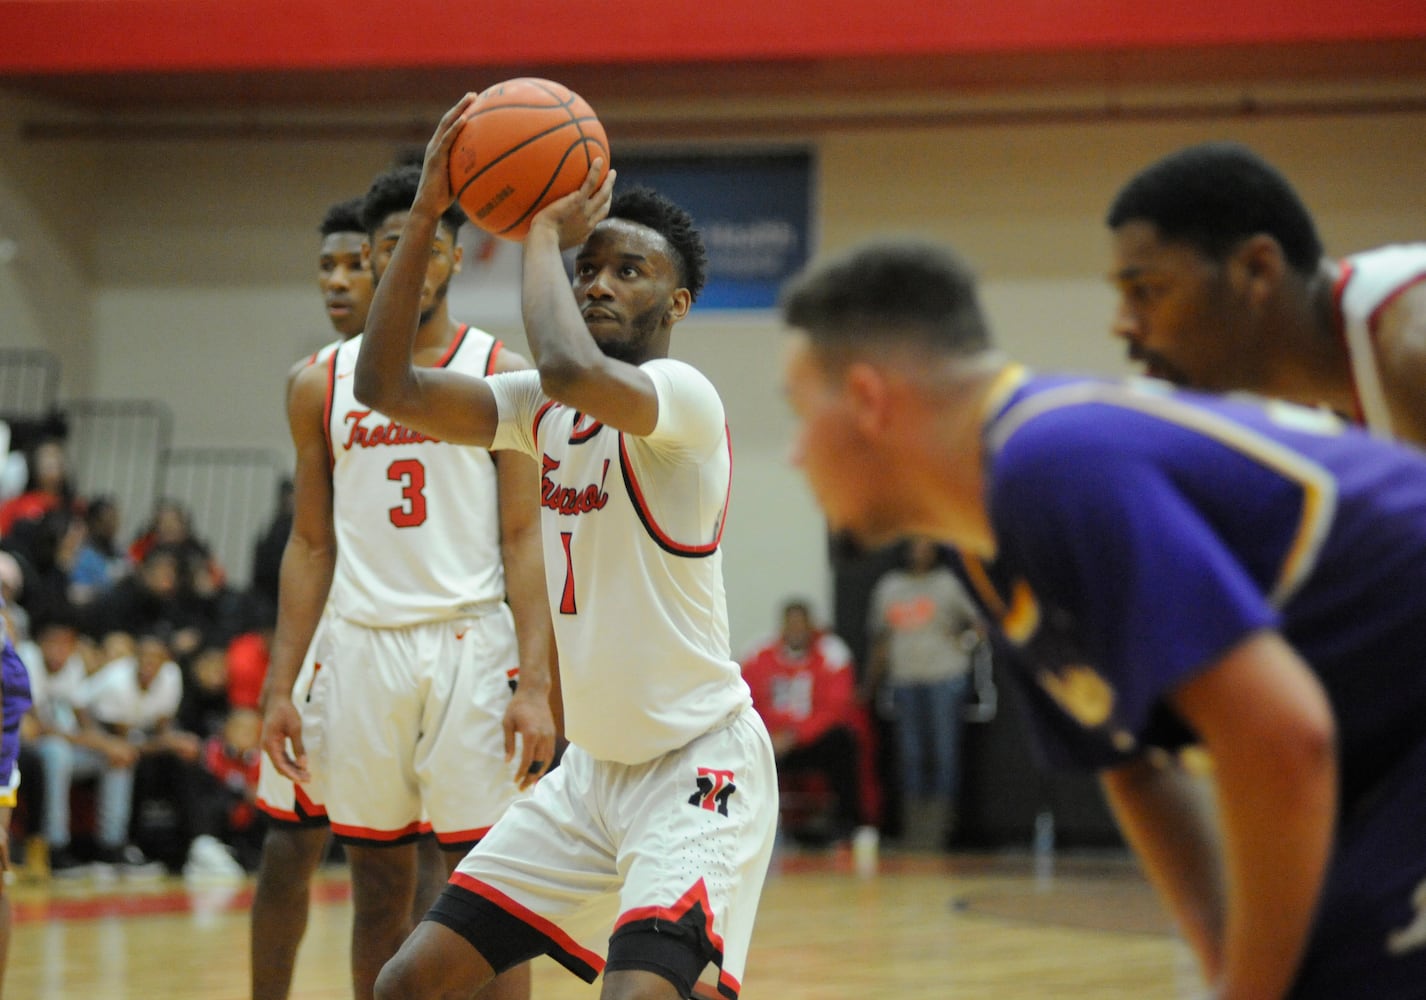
[559, 530, 577, 614]
[387, 458, 428, 527]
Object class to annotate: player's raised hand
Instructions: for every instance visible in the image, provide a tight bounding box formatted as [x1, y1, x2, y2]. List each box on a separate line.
[530, 159, 616, 250]
[412, 92, 479, 221]
[262, 697, 311, 784]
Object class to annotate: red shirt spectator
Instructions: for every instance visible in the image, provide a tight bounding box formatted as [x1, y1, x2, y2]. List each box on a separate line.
[225, 631, 270, 710]
[741, 600, 880, 836]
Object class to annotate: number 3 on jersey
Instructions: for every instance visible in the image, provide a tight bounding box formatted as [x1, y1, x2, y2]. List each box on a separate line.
[387, 458, 427, 528]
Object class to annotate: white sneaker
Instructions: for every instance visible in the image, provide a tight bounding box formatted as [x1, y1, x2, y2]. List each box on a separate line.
[105, 844, 165, 879]
[851, 825, 880, 877]
[183, 835, 244, 881]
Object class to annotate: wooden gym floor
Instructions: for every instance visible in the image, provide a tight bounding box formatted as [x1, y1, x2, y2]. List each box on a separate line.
[7, 846, 1202, 999]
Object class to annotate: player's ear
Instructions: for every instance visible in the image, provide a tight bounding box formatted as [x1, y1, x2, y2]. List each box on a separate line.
[666, 288, 692, 325]
[844, 361, 889, 436]
[361, 239, 372, 266]
[451, 242, 464, 274]
[1235, 233, 1287, 305]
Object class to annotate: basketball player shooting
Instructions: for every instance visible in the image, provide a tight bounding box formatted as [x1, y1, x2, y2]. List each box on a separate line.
[354, 92, 779, 1000]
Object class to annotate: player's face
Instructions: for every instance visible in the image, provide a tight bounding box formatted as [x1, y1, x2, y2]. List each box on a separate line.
[368, 211, 463, 325]
[318, 231, 373, 338]
[1109, 220, 1253, 390]
[781, 332, 899, 549]
[39, 625, 77, 671]
[573, 220, 686, 364]
[781, 607, 813, 651]
[136, 636, 169, 689]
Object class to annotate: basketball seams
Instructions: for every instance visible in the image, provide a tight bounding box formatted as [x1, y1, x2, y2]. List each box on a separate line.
[452, 118, 585, 201]
[465, 101, 578, 118]
[498, 138, 607, 237]
[450, 77, 608, 241]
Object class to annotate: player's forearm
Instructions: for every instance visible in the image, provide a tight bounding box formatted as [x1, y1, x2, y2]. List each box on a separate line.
[1212, 727, 1336, 1000]
[520, 224, 602, 383]
[494, 449, 554, 700]
[502, 527, 554, 701]
[1169, 634, 1339, 1000]
[261, 534, 335, 710]
[1101, 753, 1226, 980]
[353, 212, 441, 416]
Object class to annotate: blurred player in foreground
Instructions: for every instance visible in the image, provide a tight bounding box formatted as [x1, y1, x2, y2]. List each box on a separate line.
[780, 237, 1426, 1000]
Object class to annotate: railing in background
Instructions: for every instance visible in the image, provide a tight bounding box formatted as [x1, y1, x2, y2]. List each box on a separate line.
[161, 447, 285, 590]
[0, 348, 61, 420]
[65, 399, 173, 550]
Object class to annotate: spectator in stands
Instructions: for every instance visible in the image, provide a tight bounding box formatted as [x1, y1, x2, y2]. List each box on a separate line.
[865, 537, 986, 850]
[82, 629, 196, 873]
[742, 599, 875, 846]
[177, 645, 234, 741]
[128, 498, 227, 592]
[224, 625, 270, 712]
[3, 505, 84, 633]
[0, 438, 76, 538]
[13, 610, 75, 866]
[83, 544, 216, 661]
[183, 707, 265, 877]
[247, 478, 293, 629]
[26, 614, 140, 875]
[68, 497, 130, 607]
[133, 498, 240, 644]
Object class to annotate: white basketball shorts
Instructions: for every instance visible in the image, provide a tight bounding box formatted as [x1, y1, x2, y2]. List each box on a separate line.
[432, 707, 777, 999]
[256, 627, 329, 827]
[300, 604, 528, 849]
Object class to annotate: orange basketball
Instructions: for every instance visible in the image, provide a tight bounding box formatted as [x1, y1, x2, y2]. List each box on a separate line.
[448, 78, 610, 242]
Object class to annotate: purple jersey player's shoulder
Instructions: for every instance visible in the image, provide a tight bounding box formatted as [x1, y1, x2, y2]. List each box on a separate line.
[976, 375, 1426, 782]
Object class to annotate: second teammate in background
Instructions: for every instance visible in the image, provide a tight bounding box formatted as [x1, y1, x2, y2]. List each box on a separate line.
[261, 166, 556, 1000]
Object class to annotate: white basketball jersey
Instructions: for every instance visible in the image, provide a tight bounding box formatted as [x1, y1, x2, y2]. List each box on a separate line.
[307, 338, 342, 367]
[1334, 243, 1426, 439]
[489, 359, 751, 765]
[324, 326, 507, 627]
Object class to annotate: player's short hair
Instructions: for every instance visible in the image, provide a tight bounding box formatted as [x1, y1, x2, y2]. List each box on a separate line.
[608, 187, 709, 303]
[781, 598, 812, 619]
[361, 165, 467, 242]
[319, 196, 365, 237]
[780, 238, 992, 357]
[1106, 142, 1324, 276]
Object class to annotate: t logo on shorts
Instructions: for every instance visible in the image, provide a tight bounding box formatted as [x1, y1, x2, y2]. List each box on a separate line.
[689, 767, 736, 816]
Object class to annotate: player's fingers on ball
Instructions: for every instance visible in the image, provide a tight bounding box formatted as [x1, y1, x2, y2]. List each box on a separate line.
[582, 159, 606, 191]
[439, 95, 471, 128]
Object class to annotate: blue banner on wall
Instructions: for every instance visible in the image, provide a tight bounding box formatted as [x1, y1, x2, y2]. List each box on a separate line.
[613, 150, 813, 311]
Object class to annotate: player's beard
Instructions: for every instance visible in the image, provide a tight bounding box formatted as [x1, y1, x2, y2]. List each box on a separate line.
[596, 300, 663, 365]
[419, 278, 451, 328]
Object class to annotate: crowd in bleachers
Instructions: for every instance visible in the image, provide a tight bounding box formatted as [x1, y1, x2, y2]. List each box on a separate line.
[1, 418, 281, 880]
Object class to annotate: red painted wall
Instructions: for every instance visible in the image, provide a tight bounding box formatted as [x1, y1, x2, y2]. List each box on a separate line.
[5, 0, 1426, 75]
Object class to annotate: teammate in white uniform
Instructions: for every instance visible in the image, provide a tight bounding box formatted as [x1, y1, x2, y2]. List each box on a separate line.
[251, 195, 443, 1000]
[1106, 141, 1426, 446]
[354, 95, 777, 1000]
[254, 198, 369, 846]
[261, 166, 555, 1000]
